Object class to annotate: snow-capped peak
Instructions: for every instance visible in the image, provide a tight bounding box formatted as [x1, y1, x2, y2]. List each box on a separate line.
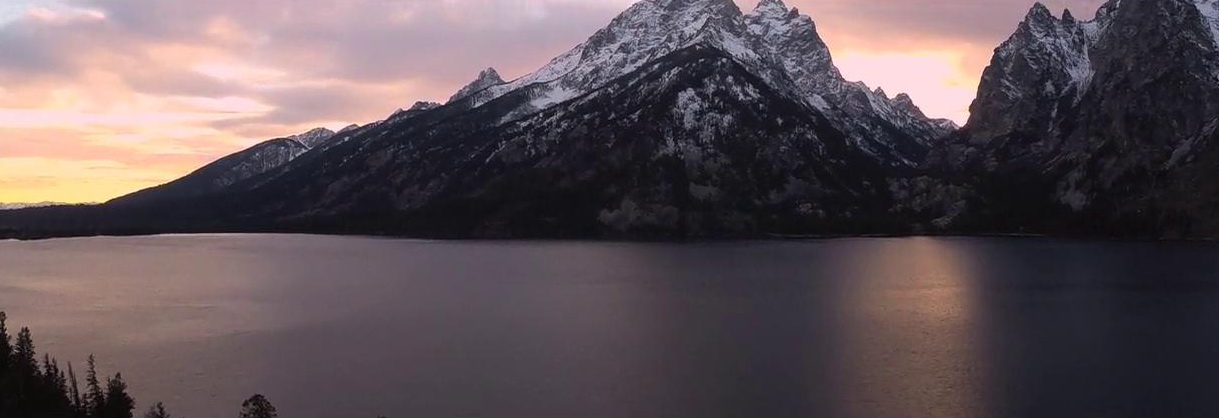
[893, 93, 926, 117]
[1025, 2, 1054, 23]
[458, 0, 768, 112]
[288, 127, 337, 148]
[742, 0, 839, 85]
[483, 67, 500, 76]
[408, 101, 441, 112]
[750, 0, 790, 17]
[992, 1, 1100, 95]
[964, 0, 1128, 143]
[448, 67, 506, 103]
[437, 0, 949, 160]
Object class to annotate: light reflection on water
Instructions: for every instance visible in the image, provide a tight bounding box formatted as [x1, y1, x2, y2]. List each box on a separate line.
[3, 235, 1219, 417]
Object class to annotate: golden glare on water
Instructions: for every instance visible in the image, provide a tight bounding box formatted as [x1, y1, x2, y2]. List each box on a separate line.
[831, 237, 984, 417]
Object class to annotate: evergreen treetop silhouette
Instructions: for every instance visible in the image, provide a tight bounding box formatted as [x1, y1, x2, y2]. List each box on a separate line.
[240, 394, 278, 418]
[143, 401, 171, 418]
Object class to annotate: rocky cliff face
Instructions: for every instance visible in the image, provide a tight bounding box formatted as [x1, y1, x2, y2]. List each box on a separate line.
[964, 3, 1097, 151]
[744, 0, 954, 165]
[955, 0, 1219, 237]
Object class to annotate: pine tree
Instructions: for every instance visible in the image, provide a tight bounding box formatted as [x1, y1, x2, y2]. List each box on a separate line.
[143, 402, 172, 418]
[239, 394, 278, 418]
[68, 361, 82, 414]
[0, 312, 11, 377]
[14, 328, 35, 374]
[86, 354, 105, 416]
[44, 356, 71, 415]
[44, 355, 65, 393]
[0, 313, 9, 418]
[11, 327, 36, 411]
[43, 354, 53, 382]
[100, 373, 135, 418]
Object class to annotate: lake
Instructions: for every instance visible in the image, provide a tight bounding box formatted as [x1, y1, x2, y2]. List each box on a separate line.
[3, 234, 1219, 417]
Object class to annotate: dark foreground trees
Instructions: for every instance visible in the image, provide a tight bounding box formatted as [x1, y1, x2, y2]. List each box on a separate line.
[0, 311, 144, 418]
[0, 311, 389, 418]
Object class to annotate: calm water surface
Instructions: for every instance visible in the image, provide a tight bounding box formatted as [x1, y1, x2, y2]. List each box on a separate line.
[2, 235, 1219, 417]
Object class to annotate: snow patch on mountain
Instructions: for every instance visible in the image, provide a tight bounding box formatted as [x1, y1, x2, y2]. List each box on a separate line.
[288, 127, 337, 149]
[386, 102, 442, 124]
[1195, 0, 1219, 55]
[530, 85, 579, 109]
[934, 119, 960, 131]
[674, 88, 707, 129]
[209, 127, 339, 190]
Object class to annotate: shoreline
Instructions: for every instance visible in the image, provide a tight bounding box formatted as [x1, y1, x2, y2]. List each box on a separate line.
[4, 229, 1216, 245]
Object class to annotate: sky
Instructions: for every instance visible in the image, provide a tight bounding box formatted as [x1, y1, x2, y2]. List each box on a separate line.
[0, 0, 1108, 203]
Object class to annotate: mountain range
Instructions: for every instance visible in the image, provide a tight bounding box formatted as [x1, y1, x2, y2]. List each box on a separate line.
[3, 0, 1218, 240]
[0, 202, 83, 211]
